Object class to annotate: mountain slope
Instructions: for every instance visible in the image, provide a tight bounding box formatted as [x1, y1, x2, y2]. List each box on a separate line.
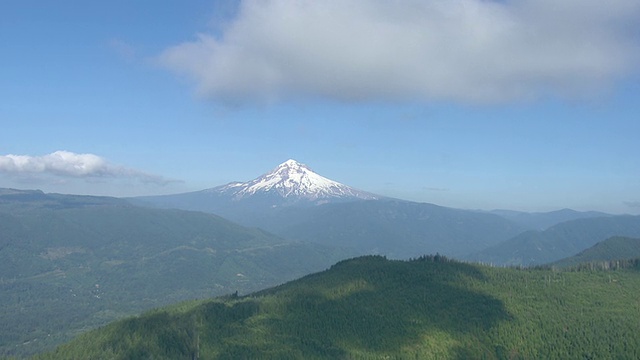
[489, 208, 611, 230]
[134, 160, 378, 215]
[271, 200, 525, 258]
[552, 236, 640, 268]
[0, 189, 353, 357]
[133, 160, 525, 259]
[214, 159, 378, 201]
[467, 215, 640, 266]
[37, 255, 640, 359]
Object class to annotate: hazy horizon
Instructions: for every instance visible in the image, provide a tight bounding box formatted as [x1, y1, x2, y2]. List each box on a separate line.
[2, 0, 639, 215]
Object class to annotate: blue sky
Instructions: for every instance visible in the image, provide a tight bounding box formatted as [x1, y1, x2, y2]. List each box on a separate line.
[1, 0, 639, 214]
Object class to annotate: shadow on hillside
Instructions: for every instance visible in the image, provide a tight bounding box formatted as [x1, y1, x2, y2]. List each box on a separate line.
[46, 256, 510, 359]
[218, 256, 512, 358]
[285, 257, 509, 357]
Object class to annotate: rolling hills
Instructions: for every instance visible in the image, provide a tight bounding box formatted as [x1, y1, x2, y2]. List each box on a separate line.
[466, 215, 640, 266]
[552, 236, 640, 268]
[36, 255, 640, 359]
[0, 189, 352, 357]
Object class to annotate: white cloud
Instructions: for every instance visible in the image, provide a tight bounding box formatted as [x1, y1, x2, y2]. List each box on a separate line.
[0, 151, 175, 185]
[159, 0, 640, 104]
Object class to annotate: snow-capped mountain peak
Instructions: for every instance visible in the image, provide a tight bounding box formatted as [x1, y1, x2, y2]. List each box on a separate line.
[217, 159, 378, 202]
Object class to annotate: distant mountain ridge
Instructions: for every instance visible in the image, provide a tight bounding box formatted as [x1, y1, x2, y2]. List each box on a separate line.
[134, 160, 528, 258]
[489, 208, 611, 230]
[467, 215, 640, 266]
[552, 236, 640, 268]
[271, 199, 525, 258]
[134, 160, 620, 260]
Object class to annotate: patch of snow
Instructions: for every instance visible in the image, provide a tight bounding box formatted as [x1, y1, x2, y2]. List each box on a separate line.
[214, 159, 378, 201]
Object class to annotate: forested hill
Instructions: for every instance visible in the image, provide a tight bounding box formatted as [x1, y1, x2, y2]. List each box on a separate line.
[552, 236, 640, 268]
[37, 255, 640, 359]
[0, 189, 352, 357]
[467, 215, 640, 266]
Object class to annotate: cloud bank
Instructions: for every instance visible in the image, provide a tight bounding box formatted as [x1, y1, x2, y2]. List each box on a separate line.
[0, 151, 174, 185]
[159, 0, 640, 105]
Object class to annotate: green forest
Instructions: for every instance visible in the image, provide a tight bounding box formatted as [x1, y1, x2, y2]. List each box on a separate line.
[552, 236, 640, 268]
[33, 255, 640, 359]
[0, 190, 351, 357]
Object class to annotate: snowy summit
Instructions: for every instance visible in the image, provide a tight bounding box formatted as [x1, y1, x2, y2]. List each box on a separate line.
[216, 159, 378, 202]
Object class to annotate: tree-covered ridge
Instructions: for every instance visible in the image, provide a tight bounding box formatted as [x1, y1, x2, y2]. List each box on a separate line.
[36, 255, 640, 359]
[468, 215, 640, 266]
[552, 236, 640, 268]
